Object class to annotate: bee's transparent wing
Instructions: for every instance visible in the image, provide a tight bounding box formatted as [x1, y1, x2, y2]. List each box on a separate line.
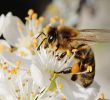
[72, 29, 110, 43]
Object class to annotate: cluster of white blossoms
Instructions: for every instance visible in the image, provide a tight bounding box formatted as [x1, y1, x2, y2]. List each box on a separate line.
[44, 0, 96, 27]
[0, 9, 101, 100]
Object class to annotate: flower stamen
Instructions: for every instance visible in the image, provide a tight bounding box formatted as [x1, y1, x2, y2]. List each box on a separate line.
[58, 83, 63, 89]
[28, 9, 34, 17]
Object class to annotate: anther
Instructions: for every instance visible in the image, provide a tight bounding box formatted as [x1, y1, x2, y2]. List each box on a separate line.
[16, 60, 21, 67]
[59, 83, 63, 89]
[10, 68, 17, 74]
[50, 16, 60, 23]
[39, 16, 45, 23]
[32, 13, 38, 19]
[43, 25, 50, 34]
[61, 97, 66, 100]
[8, 77, 12, 80]
[3, 66, 7, 70]
[19, 51, 26, 57]
[99, 93, 105, 100]
[0, 63, 2, 68]
[28, 9, 34, 17]
[60, 19, 64, 25]
[25, 17, 30, 21]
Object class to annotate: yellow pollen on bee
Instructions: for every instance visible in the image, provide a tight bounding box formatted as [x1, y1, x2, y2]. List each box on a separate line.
[28, 9, 34, 17]
[66, 50, 72, 57]
[86, 66, 92, 72]
[58, 83, 63, 89]
[71, 63, 80, 74]
[32, 13, 38, 19]
[28, 30, 34, 37]
[72, 49, 78, 53]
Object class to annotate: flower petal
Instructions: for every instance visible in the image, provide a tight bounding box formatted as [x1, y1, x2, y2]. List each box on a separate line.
[30, 64, 50, 88]
[30, 64, 44, 87]
[0, 14, 5, 35]
[15, 47, 32, 60]
[0, 79, 14, 100]
[3, 12, 25, 46]
[0, 40, 10, 53]
[56, 77, 100, 100]
[1, 51, 31, 69]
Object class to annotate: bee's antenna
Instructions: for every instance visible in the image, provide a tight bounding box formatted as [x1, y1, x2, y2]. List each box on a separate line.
[37, 38, 47, 50]
[36, 32, 46, 39]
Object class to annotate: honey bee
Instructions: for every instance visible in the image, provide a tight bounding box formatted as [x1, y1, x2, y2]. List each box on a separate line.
[36, 26, 110, 88]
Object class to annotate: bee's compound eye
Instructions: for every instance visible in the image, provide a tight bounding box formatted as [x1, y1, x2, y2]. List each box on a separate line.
[48, 35, 54, 43]
[50, 35, 53, 40]
[48, 27, 57, 43]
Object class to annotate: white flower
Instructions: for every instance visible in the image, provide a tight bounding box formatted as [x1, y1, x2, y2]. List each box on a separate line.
[0, 10, 101, 100]
[31, 48, 100, 100]
[0, 14, 5, 35]
[44, 0, 80, 26]
[0, 40, 10, 53]
[0, 10, 44, 59]
[0, 52, 38, 100]
[0, 51, 64, 100]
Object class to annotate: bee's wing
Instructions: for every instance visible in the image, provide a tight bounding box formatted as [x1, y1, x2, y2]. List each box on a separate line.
[72, 29, 110, 43]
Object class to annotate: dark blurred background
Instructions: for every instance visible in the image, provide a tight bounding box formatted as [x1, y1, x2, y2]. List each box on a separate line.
[0, 0, 51, 21]
[0, 0, 51, 39]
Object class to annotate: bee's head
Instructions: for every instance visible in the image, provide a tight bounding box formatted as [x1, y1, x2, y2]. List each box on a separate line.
[47, 27, 57, 43]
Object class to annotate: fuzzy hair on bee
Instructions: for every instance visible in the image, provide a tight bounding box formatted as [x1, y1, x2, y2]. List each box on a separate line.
[36, 25, 110, 87]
